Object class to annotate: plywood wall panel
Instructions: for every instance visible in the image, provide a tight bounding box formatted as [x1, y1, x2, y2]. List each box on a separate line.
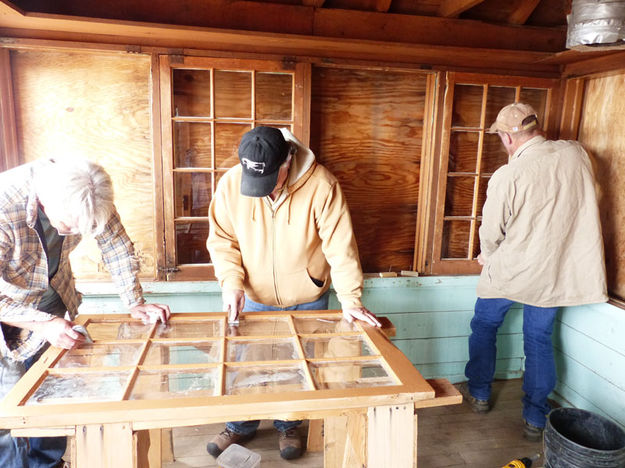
[310, 67, 426, 272]
[578, 73, 625, 300]
[11, 50, 156, 280]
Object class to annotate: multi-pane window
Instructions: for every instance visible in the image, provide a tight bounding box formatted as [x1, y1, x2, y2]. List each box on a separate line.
[159, 57, 306, 280]
[431, 73, 558, 274]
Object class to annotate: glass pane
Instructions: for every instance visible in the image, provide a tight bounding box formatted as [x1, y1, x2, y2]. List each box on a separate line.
[214, 70, 251, 118]
[452, 84, 484, 127]
[519, 88, 548, 128]
[448, 131, 479, 173]
[234, 317, 292, 336]
[441, 220, 471, 259]
[485, 86, 516, 129]
[143, 341, 220, 365]
[301, 335, 374, 359]
[174, 172, 211, 218]
[472, 222, 481, 260]
[215, 123, 251, 169]
[85, 321, 152, 341]
[174, 122, 212, 168]
[225, 364, 308, 395]
[481, 133, 508, 173]
[477, 176, 490, 216]
[130, 368, 218, 399]
[173, 69, 212, 117]
[309, 359, 396, 390]
[256, 72, 292, 120]
[227, 338, 298, 362]
[175, 222, 210, 264]
[294, 316, 357, 334]
[55, 343, 143, 368]
[444, 176, 475, 217]
[155, 320, 223, 339]
[26, 371, 130, 405]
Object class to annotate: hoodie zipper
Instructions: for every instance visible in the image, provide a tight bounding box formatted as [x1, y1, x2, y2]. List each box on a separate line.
[271, 210, 282, 305]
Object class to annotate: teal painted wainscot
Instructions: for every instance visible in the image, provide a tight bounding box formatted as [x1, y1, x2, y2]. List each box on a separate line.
[77, 275, 625, 430]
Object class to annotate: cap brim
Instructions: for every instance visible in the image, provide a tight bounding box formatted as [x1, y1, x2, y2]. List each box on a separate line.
[487, 122, 500, 134]
[240, 170, 280, 197]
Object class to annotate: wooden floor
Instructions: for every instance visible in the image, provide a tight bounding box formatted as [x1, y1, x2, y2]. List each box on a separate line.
[164, 379, 545, 467]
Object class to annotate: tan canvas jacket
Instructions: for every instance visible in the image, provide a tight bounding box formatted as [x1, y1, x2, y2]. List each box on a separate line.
[476, 136, 608, 307]
[207, 130, 364, 309]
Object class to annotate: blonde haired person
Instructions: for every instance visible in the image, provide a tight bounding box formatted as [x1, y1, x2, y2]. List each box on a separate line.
[0, 156, 171, 468]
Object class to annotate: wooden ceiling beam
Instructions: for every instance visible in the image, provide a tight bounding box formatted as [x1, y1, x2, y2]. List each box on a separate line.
[437, 0, 484, 18]
[0, 0, 565, 52]
[375, 0, 393, 13]
[507, 0, 541, 25]
[302, 0, 326, 7]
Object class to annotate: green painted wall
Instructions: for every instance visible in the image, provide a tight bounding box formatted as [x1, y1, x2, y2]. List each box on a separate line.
[77, 275, 625, 429]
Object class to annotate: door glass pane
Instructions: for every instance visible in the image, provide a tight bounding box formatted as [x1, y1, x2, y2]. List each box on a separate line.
[85, 321, 152, 341]
[214, 70, 251, 118]
[294, 317, 357, 334]
[174, 122, 212, 168]
[442, 220, 471, 258]
[26, 371, 130, 405]
[520, 88, 548, 128]
[234, 317, 292, 336]
[55, 344, 143, 368]
[481, 133, 508, 174]
[301, 335, 374, 359]
[309, 359, 396, 389]
[176, 222, 210, 264]
[130, 368, 218, 399]
[485, 86, 516, 128]
[444, 176, 475, 217]
[448, 131, 479, 173]
[174, 172, 211, 217]
[155, 320, 223, 339]
[256, 72, 292, 120]
[452, 84, 483, 127]
[225, 364, 308, 395]
[143, 341, 221, 365]
[477, 176, 490, 216]
[227, 338, 298, 362]
[173, 69, 212, 117]
[215, 123, 251, 169]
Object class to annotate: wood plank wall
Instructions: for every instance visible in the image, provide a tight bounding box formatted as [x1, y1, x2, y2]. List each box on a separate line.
[10, 49, 157, 280]
[310, 66, 427, 273]
[576, 72, 625, 300]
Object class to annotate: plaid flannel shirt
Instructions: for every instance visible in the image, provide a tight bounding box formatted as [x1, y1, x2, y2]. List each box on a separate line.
[0, 162, 144, 361]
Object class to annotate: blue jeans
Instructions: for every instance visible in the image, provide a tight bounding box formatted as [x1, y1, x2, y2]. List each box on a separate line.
[465, 298, 558, 428]
[227, 291, 330, 435]
[0, 349, 67, 468]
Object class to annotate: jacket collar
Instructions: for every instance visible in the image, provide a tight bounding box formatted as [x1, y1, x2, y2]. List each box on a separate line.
[511, 135, 545, 161]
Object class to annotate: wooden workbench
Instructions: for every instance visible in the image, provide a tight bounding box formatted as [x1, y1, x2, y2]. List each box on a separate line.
[0, 311, 460, 467]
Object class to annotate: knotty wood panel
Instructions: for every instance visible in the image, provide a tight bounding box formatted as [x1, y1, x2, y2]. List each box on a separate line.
[310, 66, 427, 273]
[11, 49, 156, 280]
[577, 73, 625, 300]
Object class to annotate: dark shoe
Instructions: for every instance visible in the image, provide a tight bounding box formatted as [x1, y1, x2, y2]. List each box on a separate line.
[278, 428, 303, 460]
[523, 420, 544, 442]
[206, 427, 256, 458]
[456, 382, 490, 413]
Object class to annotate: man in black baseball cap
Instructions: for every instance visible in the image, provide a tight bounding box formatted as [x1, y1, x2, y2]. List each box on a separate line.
[238, 126, 291, 198]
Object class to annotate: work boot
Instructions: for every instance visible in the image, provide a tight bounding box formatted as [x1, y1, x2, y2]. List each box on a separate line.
[456, 382, 490, 414]
[523, 420, 544, 442]
[206, 427, 256, 458]
[278, 427, 303, 460]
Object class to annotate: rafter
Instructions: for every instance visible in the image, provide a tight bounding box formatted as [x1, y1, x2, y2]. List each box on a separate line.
[507, 0, 541, 25]
[0, 0, 24, 16]
[438, 0, 485, 18]
[375, 0, 393, 13]
[302, 0, 326, 7]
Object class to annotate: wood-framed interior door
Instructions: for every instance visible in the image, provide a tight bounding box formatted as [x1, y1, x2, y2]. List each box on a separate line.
[159, 56, 309, 281]
[429, 72, 560, 275]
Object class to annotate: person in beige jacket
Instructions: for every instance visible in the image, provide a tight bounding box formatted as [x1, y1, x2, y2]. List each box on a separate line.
[206, 126, 380, 460]
[460, 103, 607, 442]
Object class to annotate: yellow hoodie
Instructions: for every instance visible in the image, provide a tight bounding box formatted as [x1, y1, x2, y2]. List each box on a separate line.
[207, 129, 363, 309]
